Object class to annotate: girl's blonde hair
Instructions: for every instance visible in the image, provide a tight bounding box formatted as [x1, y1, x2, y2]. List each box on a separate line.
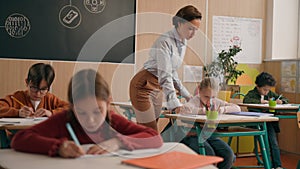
[199, 77, 220, 91]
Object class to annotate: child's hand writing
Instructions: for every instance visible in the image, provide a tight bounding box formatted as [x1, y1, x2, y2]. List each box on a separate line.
[276, 99, 283, 104]
[34, 108, 52, 117]
[18, 106, 34, 117]
[86, 138, 121, 155]
[58, 140, 85, 158]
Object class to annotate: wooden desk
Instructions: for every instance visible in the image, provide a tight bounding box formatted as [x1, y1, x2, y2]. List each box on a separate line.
[0, 142, 217, 169]
[238, 103, 300, 154]
[0, 118, 46, 148]
[237, 103, 299, 118]
[111, 102, 169, 120]
[164, 113, 279, 169]
[111, 102, 170, 133]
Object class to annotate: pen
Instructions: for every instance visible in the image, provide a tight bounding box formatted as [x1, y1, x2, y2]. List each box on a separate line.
[277, 94, 282, 100]
[66, 123, 80, 145]
[11, 96, 25, 107]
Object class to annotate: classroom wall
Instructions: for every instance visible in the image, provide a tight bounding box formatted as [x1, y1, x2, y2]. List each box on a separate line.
[0, 0, 268, 102]
[2, 0, 299, 154]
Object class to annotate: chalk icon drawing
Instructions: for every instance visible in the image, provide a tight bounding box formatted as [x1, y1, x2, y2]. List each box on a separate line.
[5, 13, 31, 38]
[59, 5, 81, 29]
[63, 9, 79, 24]
[84, 0, 106, 13]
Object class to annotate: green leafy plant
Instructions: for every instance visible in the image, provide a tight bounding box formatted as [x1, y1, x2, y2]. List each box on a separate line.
[204, 46, 244, 85]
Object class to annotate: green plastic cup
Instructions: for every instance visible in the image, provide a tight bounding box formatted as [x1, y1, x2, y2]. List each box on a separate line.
[269, 100, 276, 112]
[206, 111, 218, 128]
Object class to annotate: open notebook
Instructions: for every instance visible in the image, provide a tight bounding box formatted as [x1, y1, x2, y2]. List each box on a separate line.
[122, 151, 223, 169]
[227, 112, 274, 117]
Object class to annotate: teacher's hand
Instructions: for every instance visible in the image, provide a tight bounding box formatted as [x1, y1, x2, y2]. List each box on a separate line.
[174, 106, 184, 114]
[185, 95, 193, 102]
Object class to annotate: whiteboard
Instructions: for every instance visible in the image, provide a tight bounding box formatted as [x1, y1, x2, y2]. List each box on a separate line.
[212, 16, 262, 64]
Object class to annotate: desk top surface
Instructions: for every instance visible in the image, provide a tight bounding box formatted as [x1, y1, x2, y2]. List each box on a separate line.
[237, 103, 299, 110]
[0, 117, 47, 130]
[0, 143, 216, 169]
[165, 114, 279, 123]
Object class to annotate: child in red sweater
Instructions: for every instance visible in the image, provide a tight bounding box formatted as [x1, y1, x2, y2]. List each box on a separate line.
[11, 69, 163, 158]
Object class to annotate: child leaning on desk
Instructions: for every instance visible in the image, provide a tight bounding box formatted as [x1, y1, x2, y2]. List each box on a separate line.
[0, 63, 69, 118]
[243, 72, 287, 169]
[179, 77, 241, 169]
[11, 69, 163, 158]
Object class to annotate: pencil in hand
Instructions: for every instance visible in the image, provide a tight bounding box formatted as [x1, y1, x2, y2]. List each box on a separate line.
[11, 96, 25, 107]
[276, 94, 282, 100]
[66, 123, 80, 146]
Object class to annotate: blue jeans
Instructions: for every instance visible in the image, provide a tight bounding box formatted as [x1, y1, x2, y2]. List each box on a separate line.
[181, 136, 235, 169]
[266, 122, 282, 168]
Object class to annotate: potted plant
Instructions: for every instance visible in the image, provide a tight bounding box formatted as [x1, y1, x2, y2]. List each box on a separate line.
[203, 46, 244, 100]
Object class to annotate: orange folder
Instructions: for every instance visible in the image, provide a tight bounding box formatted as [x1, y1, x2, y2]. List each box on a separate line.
[122, 151, 223, 169]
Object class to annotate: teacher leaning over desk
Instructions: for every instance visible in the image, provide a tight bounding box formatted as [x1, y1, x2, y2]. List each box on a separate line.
[130, 5, 202, 131]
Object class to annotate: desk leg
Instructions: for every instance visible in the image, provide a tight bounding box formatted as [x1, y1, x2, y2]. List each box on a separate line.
[257, 123, 271, 169]
[261, 123, 271, 158]
[195, 125, 206, 155]
[254, 136, 264, 165]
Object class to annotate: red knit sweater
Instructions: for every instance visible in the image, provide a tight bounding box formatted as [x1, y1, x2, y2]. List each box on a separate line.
[0, 90, 69, 117]
[11, 110, 163, 156]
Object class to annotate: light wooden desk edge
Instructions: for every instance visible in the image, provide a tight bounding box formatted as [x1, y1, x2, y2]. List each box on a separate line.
[0, 142, 217, 169]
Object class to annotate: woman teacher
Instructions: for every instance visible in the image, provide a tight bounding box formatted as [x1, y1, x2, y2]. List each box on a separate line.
[130, 5, 202, 131]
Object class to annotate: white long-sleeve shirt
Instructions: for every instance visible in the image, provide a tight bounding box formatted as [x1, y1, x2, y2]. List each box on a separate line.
[182, 95, 241, 115]
[144, 28, 190, 110]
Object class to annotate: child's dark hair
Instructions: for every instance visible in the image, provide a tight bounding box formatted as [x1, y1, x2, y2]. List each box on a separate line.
[255, 72, 276, 87]
[26, 63, 55, 88]
[172, 5, 202, 28]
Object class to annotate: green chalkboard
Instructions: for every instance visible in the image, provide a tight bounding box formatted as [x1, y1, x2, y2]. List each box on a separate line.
[0, 0, 136, 63]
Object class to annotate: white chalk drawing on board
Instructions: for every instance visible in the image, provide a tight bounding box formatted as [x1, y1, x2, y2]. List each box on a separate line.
[59, 5, 81, 29]
[5, 13, 31, 38]
[84, 0, 106, 13]
[212, 16, 262, 64]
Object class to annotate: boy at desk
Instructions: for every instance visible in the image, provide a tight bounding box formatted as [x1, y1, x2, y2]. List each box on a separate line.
[0, 63, 69, 118]
[179, 77, 241, 169]
[243, 72, 288, 169]
[11, 69, 163, 158]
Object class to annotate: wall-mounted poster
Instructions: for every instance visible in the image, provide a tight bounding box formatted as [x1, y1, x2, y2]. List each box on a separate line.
[281, 61, 297, 93]
[281, 61, 297, 77]
[281, 77, 296, 93]
[212, 16, 262, 64]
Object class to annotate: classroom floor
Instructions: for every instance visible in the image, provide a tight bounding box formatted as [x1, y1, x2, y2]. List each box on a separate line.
[234, 151, 300, 169]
